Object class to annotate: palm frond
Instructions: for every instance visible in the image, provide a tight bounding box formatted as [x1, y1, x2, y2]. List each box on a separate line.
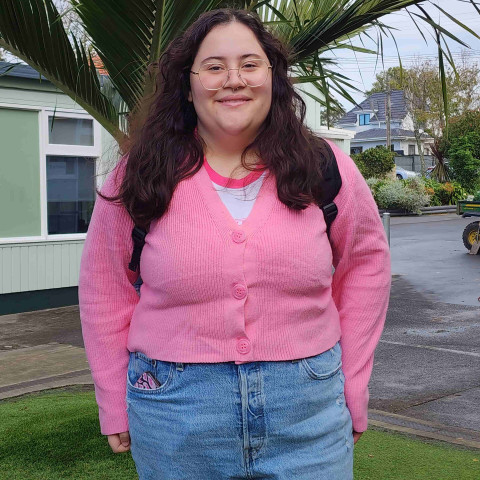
[1, 0, 480, 143]
[0, 0, 119, 137]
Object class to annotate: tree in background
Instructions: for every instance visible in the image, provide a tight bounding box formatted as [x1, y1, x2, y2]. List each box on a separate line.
[441, 110, 480, 153]
[320, 105, 346, 127]
[448, 132, 480, 193]
[365, 66, 404, 96]
[367, 55, 480, 137]
[366, 55, 480, 176]
[368, 64, 432, 174]
[439, 110, 480, 192]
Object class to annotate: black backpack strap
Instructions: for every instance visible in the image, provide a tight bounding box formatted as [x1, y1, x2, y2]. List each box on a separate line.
[319, 141, 342, 235]
[128, 225, 149, 273]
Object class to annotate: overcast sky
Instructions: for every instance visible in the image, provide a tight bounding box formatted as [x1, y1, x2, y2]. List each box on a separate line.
[335, 0, 480, 110]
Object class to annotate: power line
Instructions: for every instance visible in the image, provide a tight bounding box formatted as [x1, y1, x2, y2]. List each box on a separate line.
[323, 51, 480, 64]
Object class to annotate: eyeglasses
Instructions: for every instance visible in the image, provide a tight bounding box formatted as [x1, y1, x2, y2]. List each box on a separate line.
[190, 58, 272, 90]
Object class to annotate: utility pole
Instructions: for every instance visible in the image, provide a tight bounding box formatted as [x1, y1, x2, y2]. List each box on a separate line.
[385, 70, 392, 152]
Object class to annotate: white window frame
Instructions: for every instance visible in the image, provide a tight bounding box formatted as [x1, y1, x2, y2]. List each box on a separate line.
[43, 109, 101, 241]
[0, 104, 102, 244]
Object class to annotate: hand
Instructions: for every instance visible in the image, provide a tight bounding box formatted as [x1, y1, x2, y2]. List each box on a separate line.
[107, 431, 131, 453]
[353, 430, 363, 445]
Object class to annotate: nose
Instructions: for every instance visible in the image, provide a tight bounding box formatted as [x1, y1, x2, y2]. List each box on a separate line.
[223, 68, 246, 90]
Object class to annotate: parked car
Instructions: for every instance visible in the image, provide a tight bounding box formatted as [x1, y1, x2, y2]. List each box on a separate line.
[396, 166, 418, 180]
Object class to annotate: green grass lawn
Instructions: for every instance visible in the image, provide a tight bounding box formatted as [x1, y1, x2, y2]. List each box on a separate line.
[0, 385, 479, 479]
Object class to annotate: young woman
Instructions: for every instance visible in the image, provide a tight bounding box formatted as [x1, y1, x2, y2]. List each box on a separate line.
[79, 8, 391, 479]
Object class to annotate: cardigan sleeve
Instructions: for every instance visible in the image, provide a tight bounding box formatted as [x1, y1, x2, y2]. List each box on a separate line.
[78, 156, 140, 435]
[326, 141, 392, 433]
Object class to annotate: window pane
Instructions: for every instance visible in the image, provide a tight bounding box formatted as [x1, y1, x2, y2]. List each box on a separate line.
[48, 117, 94, 146]
[365, 114, 370, 125]
[47, 156, 96, 234]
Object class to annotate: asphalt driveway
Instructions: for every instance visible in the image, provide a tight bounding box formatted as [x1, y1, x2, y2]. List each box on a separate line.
[368, 213, 480, 446]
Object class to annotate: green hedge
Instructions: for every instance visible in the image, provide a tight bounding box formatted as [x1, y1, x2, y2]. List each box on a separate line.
[352, 146, 395, 179]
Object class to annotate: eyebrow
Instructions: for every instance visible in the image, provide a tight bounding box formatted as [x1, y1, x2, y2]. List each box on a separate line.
[200, 53, 263, 64]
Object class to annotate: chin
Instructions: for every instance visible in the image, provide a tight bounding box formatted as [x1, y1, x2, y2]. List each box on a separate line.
[220, 124, 251, 135]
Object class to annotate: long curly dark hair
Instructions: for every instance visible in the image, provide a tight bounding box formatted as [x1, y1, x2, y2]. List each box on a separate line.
[99, 7, 333, 228]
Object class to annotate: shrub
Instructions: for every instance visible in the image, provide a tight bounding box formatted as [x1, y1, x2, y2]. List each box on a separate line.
[352, 146, 395, 179]
[448, 132, 480, 193]
[435, 111, 480, 192]
[370, 177, 430, 213]
[422, 178, 467, 205]
[366, 177, 388, 197]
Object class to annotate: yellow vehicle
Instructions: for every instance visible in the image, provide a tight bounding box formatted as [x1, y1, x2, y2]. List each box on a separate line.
[457, 201, 480, 254]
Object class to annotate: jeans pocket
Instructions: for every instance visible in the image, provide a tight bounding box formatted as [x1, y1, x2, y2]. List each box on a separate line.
[126, 351, 174, 394]
[299, 341, 343, 381]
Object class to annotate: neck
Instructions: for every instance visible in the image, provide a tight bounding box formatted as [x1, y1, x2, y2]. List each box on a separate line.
[197, 125, 261, 176]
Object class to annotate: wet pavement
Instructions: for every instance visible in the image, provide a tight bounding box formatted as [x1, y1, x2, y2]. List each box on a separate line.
[1, 213, 479, 449]
[369, 275, 480, 447]
[390, 213, 480, 306]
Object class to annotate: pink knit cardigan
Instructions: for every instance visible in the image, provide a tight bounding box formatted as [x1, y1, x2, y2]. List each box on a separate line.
[78, 140, 391, 435]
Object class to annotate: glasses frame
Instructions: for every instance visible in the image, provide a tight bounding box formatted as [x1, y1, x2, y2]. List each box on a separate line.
[190, 58, 272, 90]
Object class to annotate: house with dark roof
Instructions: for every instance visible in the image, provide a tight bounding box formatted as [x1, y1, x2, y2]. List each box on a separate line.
[336, 90, 433, 156]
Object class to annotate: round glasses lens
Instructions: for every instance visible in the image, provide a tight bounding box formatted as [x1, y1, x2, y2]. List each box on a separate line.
[198, 59, 269, 89]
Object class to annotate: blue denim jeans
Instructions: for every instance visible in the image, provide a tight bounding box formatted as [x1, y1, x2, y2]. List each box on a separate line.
[126, 340, 354, 479]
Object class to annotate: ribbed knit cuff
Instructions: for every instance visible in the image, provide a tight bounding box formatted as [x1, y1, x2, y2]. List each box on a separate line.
[99, 402, 129, 436]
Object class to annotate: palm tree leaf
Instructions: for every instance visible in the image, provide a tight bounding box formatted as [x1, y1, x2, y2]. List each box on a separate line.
[469, 0, 480, 16]
[436, 29, 450, 136]
[405, 8, 428, 44]
[431, 2, 480, 41]
[70, 0, 225, 110]
[0, 0, 119, 138]
[410, 10, 470, 48]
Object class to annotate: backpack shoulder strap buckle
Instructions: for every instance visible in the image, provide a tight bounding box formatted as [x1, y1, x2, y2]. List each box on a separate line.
[131, 226, 147, 245]
[322, 202, 338, 221]
[128, 225, 148, 272]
